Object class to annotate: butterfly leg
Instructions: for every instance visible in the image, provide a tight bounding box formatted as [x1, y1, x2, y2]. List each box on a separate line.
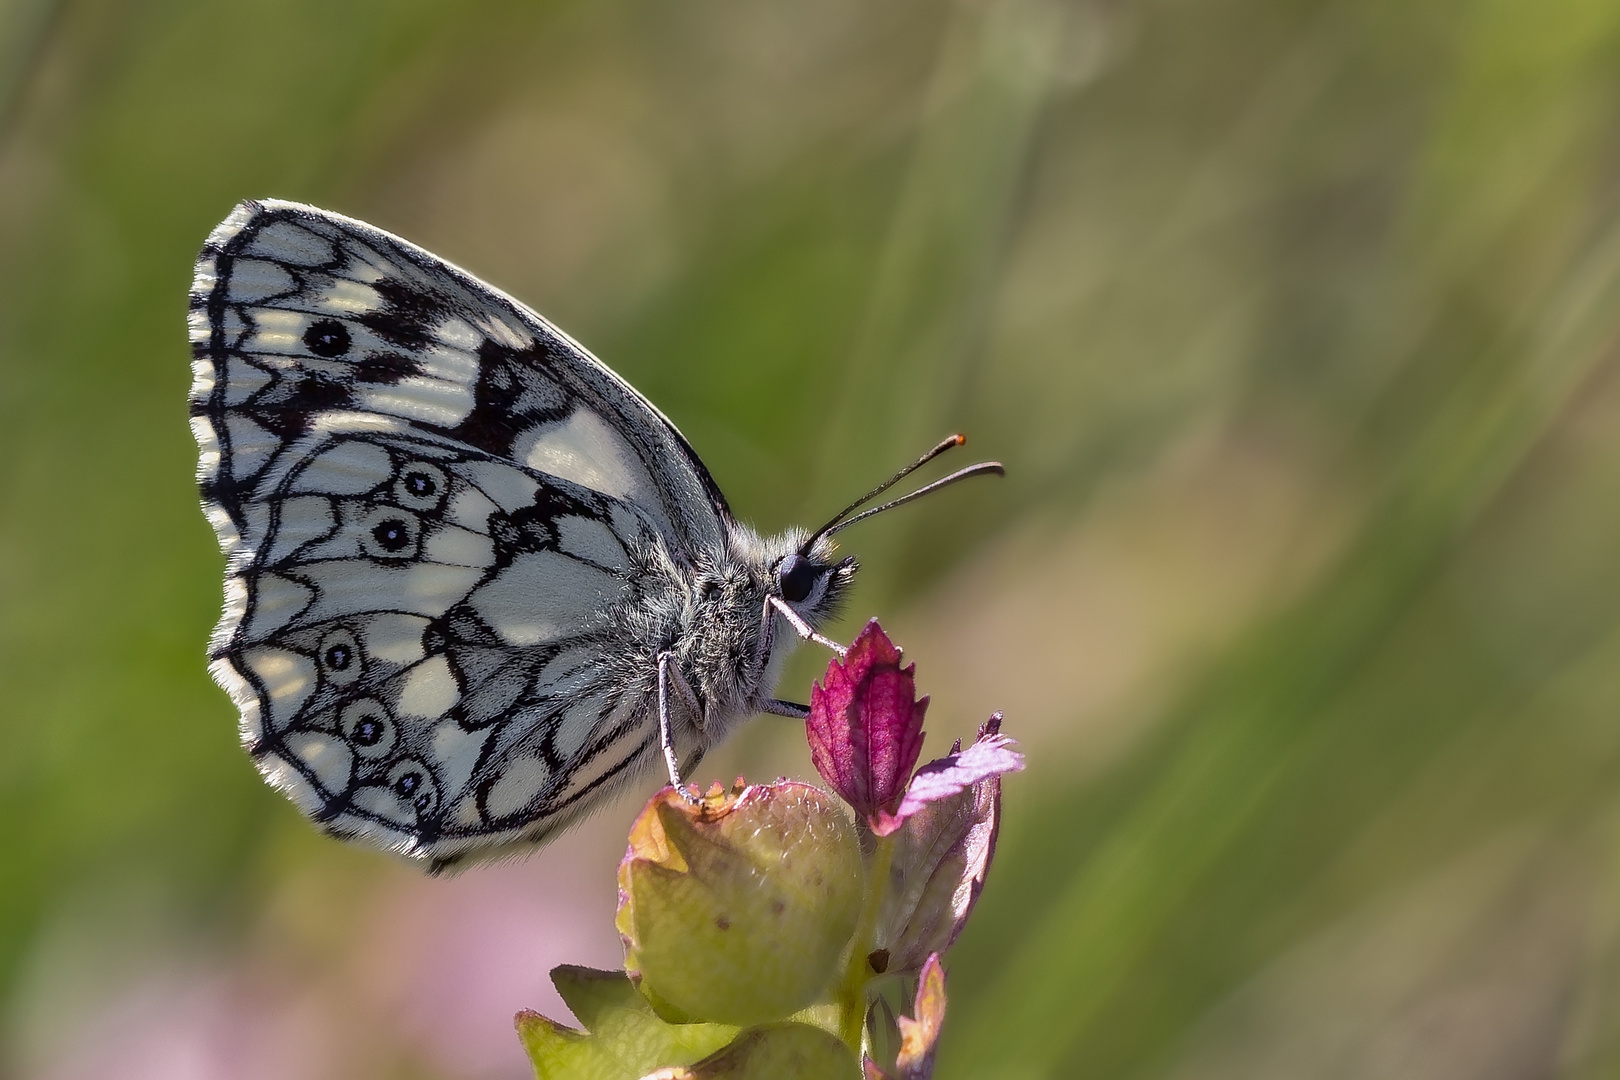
[766, 595, 848, 657]
[657, 651, 703, 801]
[749, 598, 835, 723]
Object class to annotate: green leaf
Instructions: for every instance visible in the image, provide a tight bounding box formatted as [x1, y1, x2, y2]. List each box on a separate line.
[654, 1022, 860, 1080]
[516, 967, 737, 1080]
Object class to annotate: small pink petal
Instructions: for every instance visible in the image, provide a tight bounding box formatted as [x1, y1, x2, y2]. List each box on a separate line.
[894, 953, 947, 1078]
[872, 714, 1022, 836]
[864, 1057, 899, 1080]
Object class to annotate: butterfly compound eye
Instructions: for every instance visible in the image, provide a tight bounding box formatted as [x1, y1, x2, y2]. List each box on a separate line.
[777, 553, 817, 603]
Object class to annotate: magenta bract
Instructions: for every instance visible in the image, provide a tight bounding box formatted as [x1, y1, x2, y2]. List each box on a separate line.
[807, 620, 928, 826]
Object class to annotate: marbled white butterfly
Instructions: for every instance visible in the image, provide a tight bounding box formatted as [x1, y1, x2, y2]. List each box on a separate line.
[188, 200, 1000, 870]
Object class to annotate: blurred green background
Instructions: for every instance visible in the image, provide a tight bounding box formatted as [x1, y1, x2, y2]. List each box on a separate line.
[6, 0, 1620, 1076]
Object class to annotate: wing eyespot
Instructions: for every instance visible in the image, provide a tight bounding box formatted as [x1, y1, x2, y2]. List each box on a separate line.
[358, 506, 421, 560]
[340, 698, 397, 758]
[387, 759, 439, 816]
[394, 463, 449, 512]
[372, 519, 411, 551]
[303, 318, 351, 358]
[318, 629, 363, 687]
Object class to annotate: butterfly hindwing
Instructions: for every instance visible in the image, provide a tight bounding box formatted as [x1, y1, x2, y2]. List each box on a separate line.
[189, 201, 718, 858]
[229, 431, 670, 855]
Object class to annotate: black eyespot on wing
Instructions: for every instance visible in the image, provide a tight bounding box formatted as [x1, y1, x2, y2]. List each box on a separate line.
[318, 628, 362, 686]
[371, 519, 411, 551]
[777, 553, 817, 603]
[387, 759, 439, 816]
[340, 698, 396, 758]
[393, 463, 448, 511]
[359, 507, 421, 560]
[304, 319, 351, 357]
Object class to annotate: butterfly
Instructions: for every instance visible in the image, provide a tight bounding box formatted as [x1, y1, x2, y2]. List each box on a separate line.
[188, 200, 1001, 870]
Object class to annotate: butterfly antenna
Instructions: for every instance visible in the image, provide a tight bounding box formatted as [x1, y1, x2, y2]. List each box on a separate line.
[799, 435, 965, 555]
[823, 461, 1005, 538]
[799, 434, 1002, 555]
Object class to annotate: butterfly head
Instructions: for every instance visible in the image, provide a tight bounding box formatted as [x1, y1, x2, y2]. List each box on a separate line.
[763, 434, 1003, 624]
[769, 540, 858, 619]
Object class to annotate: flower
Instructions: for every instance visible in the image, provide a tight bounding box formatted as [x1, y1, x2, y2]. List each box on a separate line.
[875, 716, 1017, 975]
[519, 619, 1021, 1079]
[873, 712, 1023, 836]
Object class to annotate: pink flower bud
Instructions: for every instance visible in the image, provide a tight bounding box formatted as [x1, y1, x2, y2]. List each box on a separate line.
[807, 620, 928, 827]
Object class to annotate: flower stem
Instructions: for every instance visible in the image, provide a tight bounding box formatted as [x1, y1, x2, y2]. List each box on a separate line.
[838, 830, 895, 1052]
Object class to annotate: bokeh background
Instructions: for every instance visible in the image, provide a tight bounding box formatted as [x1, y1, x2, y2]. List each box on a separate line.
[5, 0, 1620, 1076]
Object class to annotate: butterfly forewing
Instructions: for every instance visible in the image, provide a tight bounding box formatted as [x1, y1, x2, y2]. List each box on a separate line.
[189, 200, 726, 860]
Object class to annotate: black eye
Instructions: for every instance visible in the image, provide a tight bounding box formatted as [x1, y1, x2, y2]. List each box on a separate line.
[324, 643, 352, 670]
[404, 471, 435, 497]
[777, 554, 817, 603]
[371, 519, 410, 552]
[304, 319, 351, 358]
[353, 717, 381, 746]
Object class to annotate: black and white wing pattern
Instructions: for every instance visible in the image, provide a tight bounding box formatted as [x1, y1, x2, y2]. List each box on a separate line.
[188, 200, 730, 863]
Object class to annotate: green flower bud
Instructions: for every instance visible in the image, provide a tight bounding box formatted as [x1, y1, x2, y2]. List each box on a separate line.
[617, 781, 864, 1027]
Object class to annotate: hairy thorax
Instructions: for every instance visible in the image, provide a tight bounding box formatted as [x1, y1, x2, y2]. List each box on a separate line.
[680, 543, 780, 739]
[615, 519, 850, 755]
